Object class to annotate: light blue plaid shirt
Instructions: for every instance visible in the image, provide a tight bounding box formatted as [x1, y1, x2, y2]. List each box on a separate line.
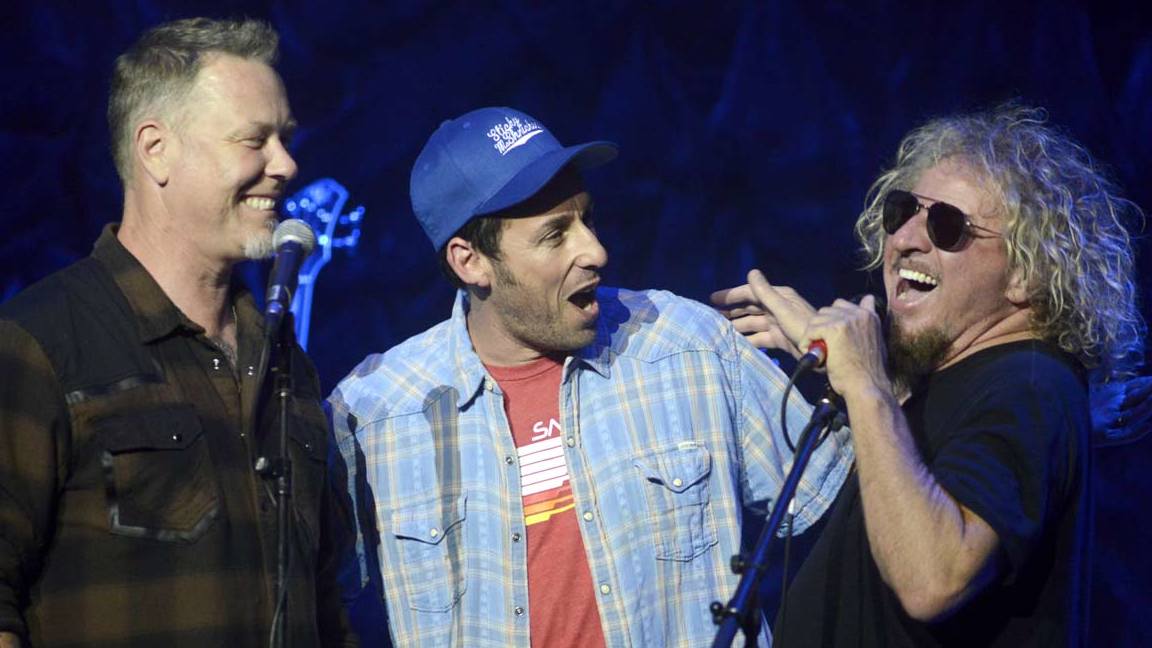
[330, 288, 853, 647]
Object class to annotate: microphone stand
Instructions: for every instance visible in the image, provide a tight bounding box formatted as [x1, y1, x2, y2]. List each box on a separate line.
[254, 321, 296, 648]
[710, 393, 846, 647]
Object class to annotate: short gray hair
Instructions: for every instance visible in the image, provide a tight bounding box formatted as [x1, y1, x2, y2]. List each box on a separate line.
[107, 17, 279, 183]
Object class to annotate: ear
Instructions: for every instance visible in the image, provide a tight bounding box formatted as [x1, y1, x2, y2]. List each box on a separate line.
[135, 120, 173, 186]
[444, 237, 493, 289]
[1004, 264, 1030, 305]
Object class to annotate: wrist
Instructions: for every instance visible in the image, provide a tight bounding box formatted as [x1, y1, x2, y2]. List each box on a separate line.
[842, 379, 899, 413]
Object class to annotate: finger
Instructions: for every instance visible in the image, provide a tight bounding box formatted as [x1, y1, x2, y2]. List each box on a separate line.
[827, 297, 872, 316]
[722, 304, 768, 318]
[746, 269, 785, 308]
[716, 306, 768, 322]
[744, 331, 802, 357]
[1123, 375, 1152, 406]
[729, 314, 780, 336]
[748, 270, 814, 324]
[710, 284, 755, 308]
[1123, 386, 1152, 423]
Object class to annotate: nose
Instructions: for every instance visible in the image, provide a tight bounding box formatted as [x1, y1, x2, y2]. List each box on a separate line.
[887, 207, 932, 255]
[266, 136, 298, 183]
[576, 220, 608, 270]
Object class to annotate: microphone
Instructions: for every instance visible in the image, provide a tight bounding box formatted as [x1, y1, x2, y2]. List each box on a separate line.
[797, 340, 828, 371]
[264, 219, 316, 338]
[796, 294, 886, 372]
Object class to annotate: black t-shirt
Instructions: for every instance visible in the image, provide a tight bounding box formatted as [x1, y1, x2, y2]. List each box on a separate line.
[774, 340, 1091, 647]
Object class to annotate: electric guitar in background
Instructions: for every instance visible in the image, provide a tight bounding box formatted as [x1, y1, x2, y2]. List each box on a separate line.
[281, 178, 365, 350]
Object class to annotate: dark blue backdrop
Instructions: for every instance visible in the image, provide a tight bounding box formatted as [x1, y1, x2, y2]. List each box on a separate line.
[3, 1, 1149, 644]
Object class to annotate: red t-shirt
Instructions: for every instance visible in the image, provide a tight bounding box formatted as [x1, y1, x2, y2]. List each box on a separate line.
[487, 357, 606, 648]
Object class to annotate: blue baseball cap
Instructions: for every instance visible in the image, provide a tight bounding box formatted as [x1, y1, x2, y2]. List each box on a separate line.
[411, 107, 618, 249]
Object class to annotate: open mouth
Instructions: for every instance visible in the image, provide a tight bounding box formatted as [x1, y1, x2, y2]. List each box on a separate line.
[896, 267, 939, 300]
[568, 285, 599, 312]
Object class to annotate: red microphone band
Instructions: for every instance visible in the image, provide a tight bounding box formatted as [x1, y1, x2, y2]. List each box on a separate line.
[802, 339, 828, 369]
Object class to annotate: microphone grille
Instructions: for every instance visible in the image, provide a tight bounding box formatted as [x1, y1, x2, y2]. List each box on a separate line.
[273, 218, 317, 254]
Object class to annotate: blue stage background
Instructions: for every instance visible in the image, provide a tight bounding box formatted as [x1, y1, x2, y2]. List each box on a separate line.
[3, 1, 1149, 644]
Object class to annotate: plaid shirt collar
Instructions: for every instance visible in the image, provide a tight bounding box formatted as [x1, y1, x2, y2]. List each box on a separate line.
[90, 223, 261, 344]
[446, 289, 615, 410]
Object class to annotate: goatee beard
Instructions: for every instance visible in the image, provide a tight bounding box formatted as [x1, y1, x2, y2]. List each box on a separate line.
[243, 231, 275, 260]
[886, 320, 950, 394]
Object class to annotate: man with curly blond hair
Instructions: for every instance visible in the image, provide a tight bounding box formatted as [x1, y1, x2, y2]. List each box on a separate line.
[715, 105, 1142, 646]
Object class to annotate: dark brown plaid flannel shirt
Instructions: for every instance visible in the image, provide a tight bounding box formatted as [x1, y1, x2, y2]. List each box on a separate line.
[0, 225, 357, 647]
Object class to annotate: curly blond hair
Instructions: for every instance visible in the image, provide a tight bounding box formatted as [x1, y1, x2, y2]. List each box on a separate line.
[855, 104, 1144, 376]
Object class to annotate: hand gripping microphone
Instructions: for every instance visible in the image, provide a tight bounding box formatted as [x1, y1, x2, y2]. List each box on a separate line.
[796, 294, 886, 373]
[797, 340, 828, 372]
[264, 219, 316, 338]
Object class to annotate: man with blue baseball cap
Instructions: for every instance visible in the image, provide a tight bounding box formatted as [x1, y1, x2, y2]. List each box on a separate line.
[328, 107, 853, 646]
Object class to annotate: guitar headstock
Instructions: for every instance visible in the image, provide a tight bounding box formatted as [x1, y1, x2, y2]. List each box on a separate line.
[280, 178, 365, 348]
[283, 178, 364, 276]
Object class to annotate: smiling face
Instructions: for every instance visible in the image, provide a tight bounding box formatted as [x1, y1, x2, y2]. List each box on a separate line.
[466, 170, 608, 363]
[883, 158, 1030, 377]
[164, 54, 298, 262]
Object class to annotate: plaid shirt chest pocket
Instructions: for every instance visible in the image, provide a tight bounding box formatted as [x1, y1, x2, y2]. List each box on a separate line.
[95, 406, 220, 542]
[390, 493, 468, 612]
[634, 442, 718, 561]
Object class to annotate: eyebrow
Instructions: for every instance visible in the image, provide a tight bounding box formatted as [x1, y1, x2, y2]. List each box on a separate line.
[533, 212, 577, 243]
[910, 191, 948, 205]
[233, 118, 298, 139]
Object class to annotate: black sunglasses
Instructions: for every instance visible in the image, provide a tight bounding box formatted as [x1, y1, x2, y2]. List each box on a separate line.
[882, 189, 1000, 252]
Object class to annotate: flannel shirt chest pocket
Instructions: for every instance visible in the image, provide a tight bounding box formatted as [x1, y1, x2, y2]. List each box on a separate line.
[635, 441, 718, 560]
[96, 405, 220, 542]
[390, 493, 468, 612]
[284, 399, 330, 556]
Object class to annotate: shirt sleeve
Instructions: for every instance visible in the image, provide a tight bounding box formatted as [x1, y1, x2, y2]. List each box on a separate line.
[729, 325, 854, 535]
[326, 391, 371, 591]
[326, 389, 394, 645]
[930, 366, 1086, 580]
[0, 321, 70, 639]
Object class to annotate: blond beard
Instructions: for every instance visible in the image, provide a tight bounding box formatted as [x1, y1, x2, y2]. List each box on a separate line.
[886, 320, 950, 394]
[242, 226, 276, 260]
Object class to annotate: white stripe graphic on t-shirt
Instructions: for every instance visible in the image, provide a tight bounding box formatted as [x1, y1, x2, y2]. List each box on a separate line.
[518, 423, 570, 498]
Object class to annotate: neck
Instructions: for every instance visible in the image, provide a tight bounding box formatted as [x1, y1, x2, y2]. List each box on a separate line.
[937, 308, 1037, 371]
[464, 295, 550, 367]
[119, 195, 235, 338]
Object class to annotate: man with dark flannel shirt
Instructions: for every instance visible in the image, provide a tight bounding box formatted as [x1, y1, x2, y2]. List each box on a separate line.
[0, 18, 356, 647]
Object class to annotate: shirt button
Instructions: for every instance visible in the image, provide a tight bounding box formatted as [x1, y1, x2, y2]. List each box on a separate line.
[429, 528, 440, 539]
[212, 358, 222, 371]
[599, 584, 611, 595]
[505, 455, 515, 465]
[582, 511, 594, 522]
[566, 436, 575, 447]
[512, 532, 522, 542]
[672, 478, 684, 488]
[514, 606, 524, 616]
